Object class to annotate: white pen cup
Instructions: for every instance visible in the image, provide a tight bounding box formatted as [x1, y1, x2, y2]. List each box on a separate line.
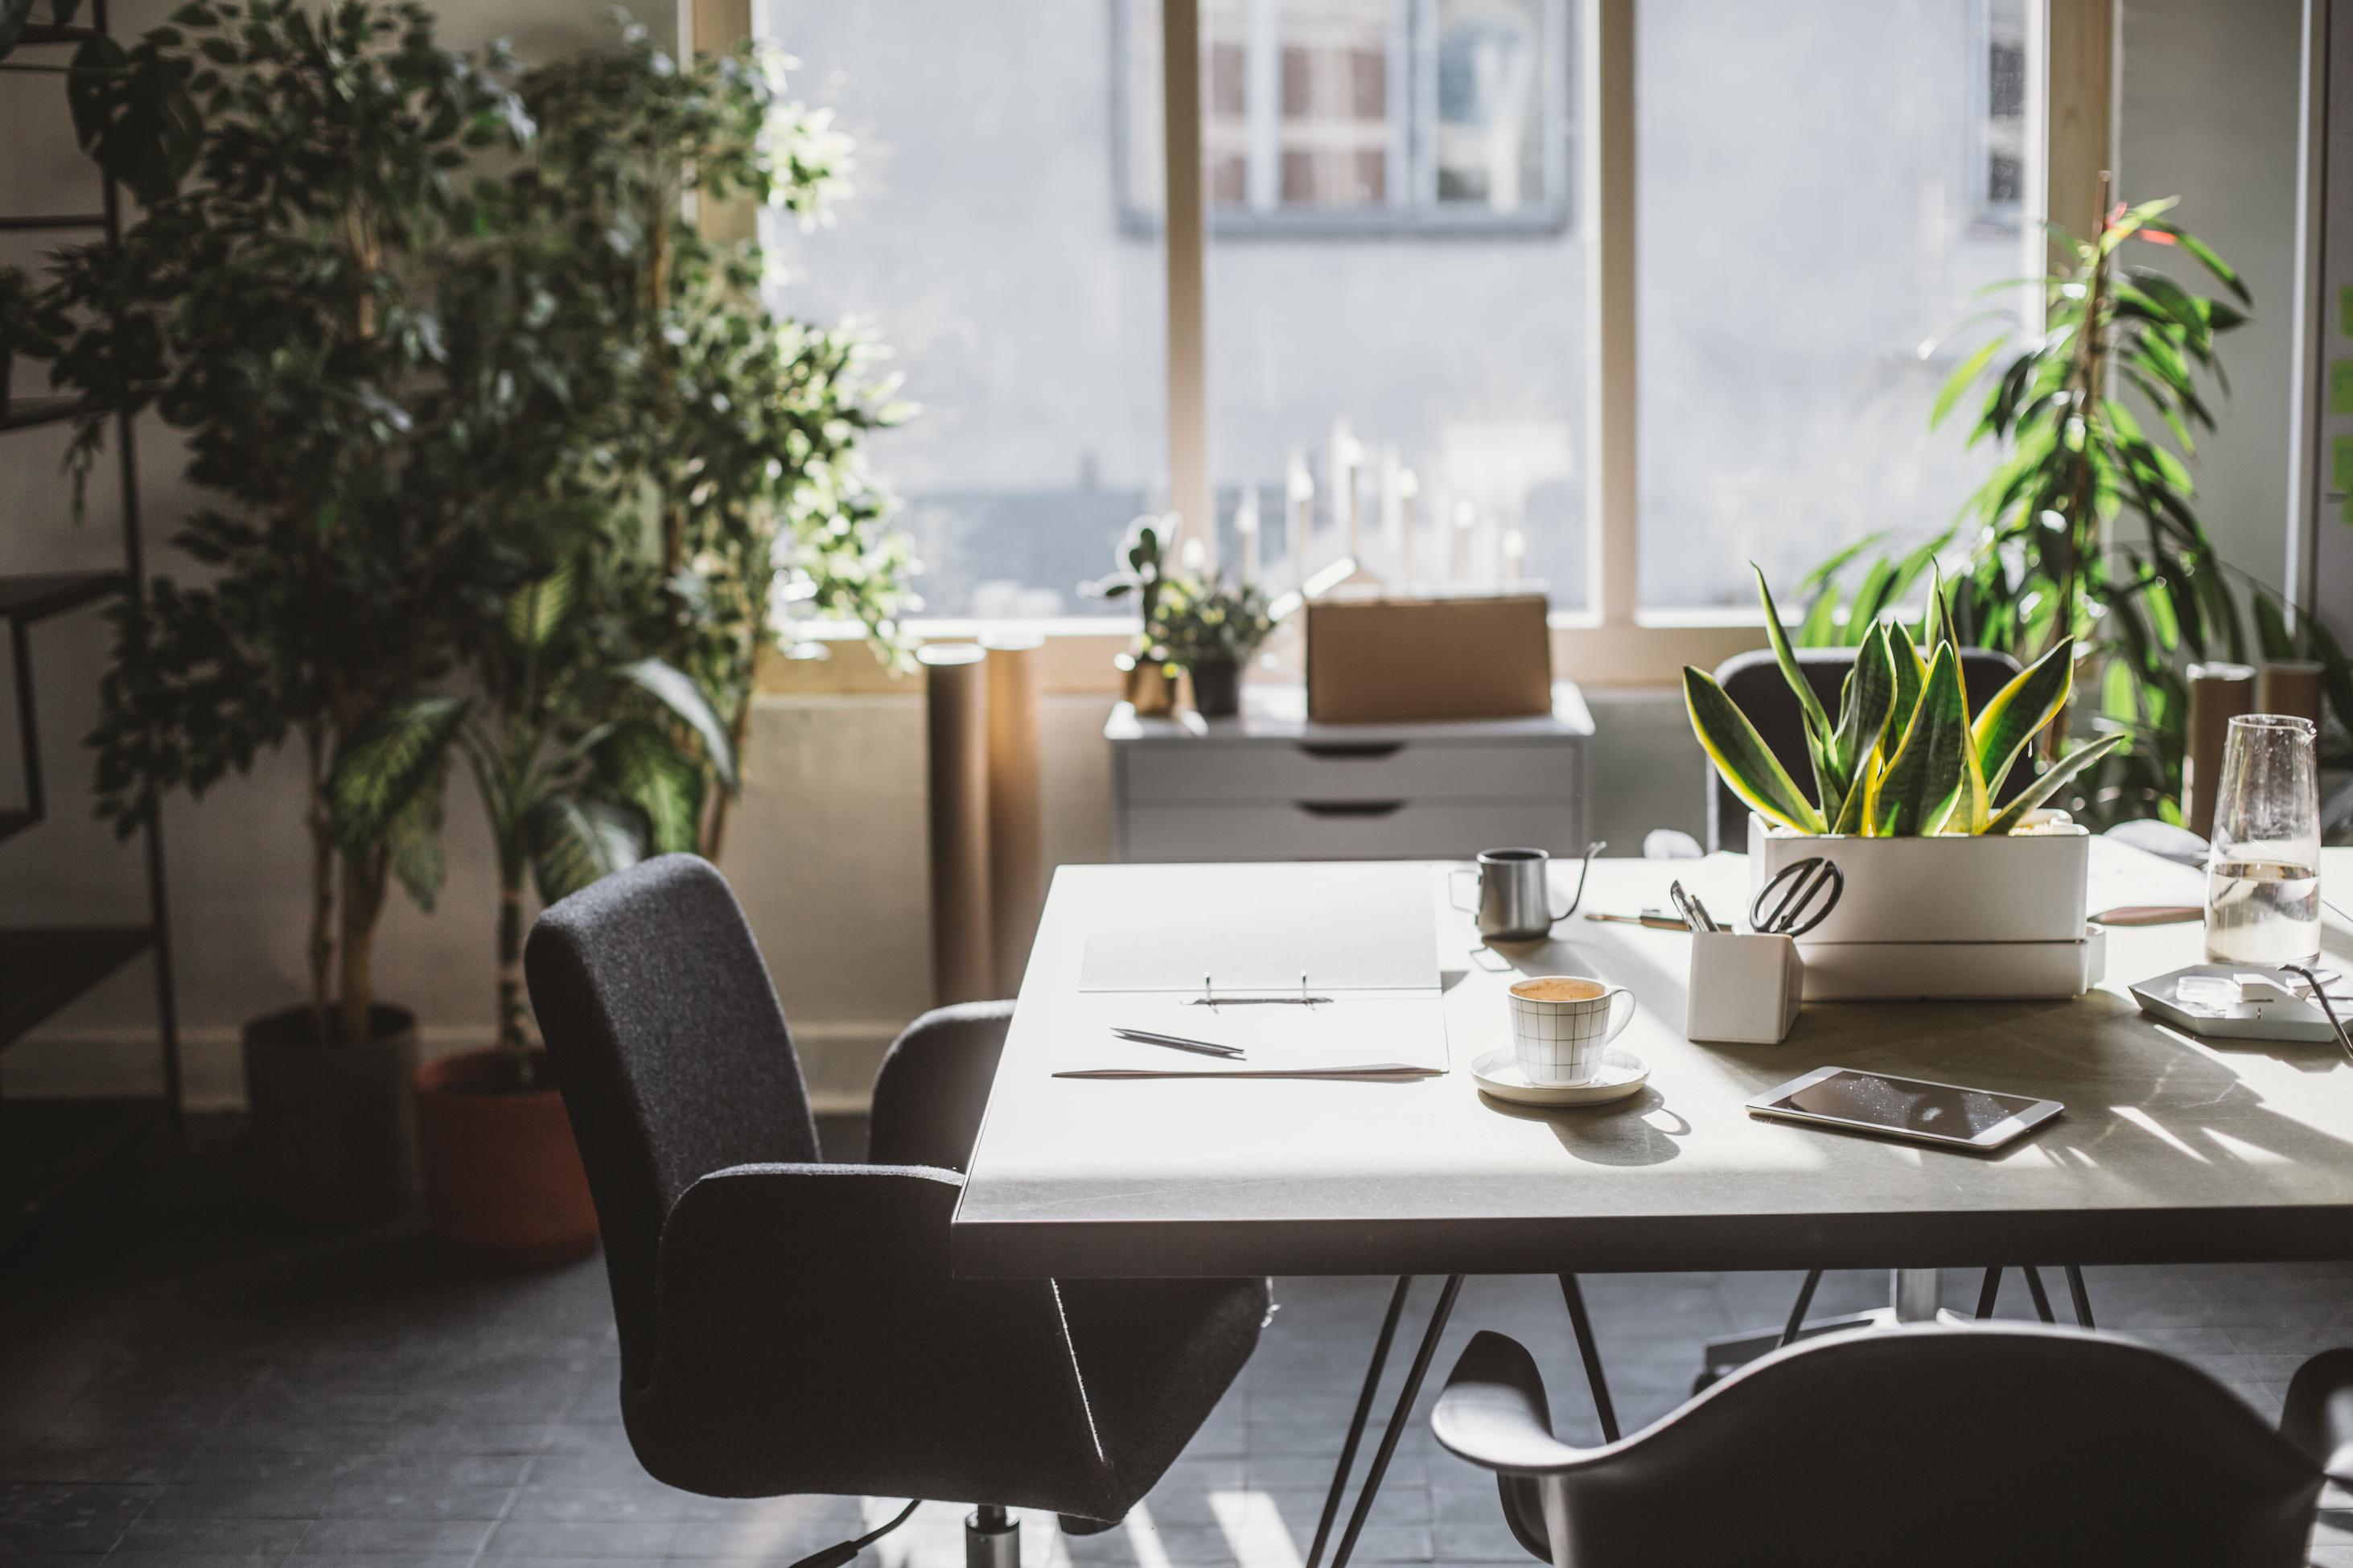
[1507, 975, 1635, 1085]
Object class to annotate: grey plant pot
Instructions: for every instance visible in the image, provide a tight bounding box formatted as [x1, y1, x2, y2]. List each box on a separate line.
[242, 1004, 419, 1225]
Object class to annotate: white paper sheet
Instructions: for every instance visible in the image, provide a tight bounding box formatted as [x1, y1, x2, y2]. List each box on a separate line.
[1077, 862, 1439, 994]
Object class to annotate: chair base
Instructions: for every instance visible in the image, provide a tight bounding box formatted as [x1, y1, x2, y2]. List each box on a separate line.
[968, 1506, 1020, 1568]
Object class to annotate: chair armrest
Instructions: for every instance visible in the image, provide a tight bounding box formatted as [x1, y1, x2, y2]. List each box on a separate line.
[1431, 1331, 1584, 1474]
[2281, 1348, 2353, 1486]
[639, 1161, 1097, 1498]
[867, 1001, 1015, 1171]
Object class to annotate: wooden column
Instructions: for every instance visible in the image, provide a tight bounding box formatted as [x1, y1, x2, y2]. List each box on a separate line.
[985, 636, 1047, 999]
[922, 645, 993, 1006]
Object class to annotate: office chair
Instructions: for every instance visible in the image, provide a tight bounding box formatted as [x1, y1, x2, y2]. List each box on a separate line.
[1434, 1323, 2353, 1568]
[525, 854, 1267, 1566]
[1704, 644, 2023, 854]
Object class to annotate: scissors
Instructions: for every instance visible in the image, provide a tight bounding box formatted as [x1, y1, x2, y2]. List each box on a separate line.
[1750, 856, 1844, 936]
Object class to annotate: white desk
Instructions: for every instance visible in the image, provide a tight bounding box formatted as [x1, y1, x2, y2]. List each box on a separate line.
[956, 843, 2353, 1280]
[1105, 682, 1594, 862]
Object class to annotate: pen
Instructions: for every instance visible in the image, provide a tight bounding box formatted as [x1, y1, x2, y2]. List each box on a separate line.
[1585, 909, 1689, 931]
[1686, 891, 1722, 934]
[1667, 881, 1705, 934]
[1113, 1027, 1246, 1060]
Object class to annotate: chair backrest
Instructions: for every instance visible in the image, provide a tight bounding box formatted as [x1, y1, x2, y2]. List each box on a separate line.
[524, 854, 820, 1378]
[1468, 1324, 2321, 1568]
[1705, 644, 2022, 852]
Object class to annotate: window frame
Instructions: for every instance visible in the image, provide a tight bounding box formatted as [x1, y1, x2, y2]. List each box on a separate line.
[1113, 0, 1578, 241]
[730, 0, 2114, 695]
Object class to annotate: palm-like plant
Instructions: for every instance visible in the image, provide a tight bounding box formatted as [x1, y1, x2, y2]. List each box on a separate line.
[331, 560, 730, 1084]
[1796, 186, 2352, 826]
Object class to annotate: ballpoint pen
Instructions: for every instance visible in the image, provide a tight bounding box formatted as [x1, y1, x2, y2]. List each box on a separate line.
[1585, 909, 1690, 931]
[1113, 1027, 1246, 1060]
[1667, 881, 1709, 935]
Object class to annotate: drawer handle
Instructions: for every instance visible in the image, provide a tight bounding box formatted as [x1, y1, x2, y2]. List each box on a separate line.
[1296, 742, 1405, 761]
[1295, 799, 1405, 818]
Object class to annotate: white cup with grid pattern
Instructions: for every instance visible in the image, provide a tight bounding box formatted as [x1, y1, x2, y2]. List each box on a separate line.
[1507, 976, 1636, 1085]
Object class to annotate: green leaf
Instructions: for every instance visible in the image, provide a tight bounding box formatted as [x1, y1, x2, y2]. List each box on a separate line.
[1871, 643, 1968, 837]
[600, 720, 702, 855]
[1931, 333, 2010, 427]
[1827, 623, 1898, 832]
[1983, 735, 2127, 835]
[2143, 220, 2252, 305]
[1970, 640, 2075, 796]
[1753, 564, 1840, 804]
[66, 32, 202, 204]
[623, 658, 738, 792]
[329, 695, 471, 851]
[2253, 594, 2294, 664]
[504, 560, 575, 649]
[1883, 633, 1927, 768]
[383, 759, 447, 912]
[527, 796, 646, 905]
[1682, 667, 1824, 834]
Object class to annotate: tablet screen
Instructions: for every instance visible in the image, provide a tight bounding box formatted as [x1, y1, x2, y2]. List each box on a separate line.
[1772, 1070, 2041, 1141]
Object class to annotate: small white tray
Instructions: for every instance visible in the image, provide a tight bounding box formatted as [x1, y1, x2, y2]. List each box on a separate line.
[1471, 1046, 1648, 1107]
[2130, 964, 2346, 1044]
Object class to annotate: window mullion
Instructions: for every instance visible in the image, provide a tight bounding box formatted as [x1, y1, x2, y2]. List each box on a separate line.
[1163, 0, 1215, 562]
[1587, 0, 1637, 628]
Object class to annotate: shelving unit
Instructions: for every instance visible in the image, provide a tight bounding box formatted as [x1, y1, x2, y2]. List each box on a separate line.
[2, 0, 184, 1245]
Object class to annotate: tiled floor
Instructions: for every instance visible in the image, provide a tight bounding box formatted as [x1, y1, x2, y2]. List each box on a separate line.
[6, 1117, 2353, 1566]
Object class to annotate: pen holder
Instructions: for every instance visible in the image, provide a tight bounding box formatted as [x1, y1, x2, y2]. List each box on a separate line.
[1685, 930, 1803, 1045]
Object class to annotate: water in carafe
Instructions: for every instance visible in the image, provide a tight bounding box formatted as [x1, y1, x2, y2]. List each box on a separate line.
[2204, 859, 2322, 966]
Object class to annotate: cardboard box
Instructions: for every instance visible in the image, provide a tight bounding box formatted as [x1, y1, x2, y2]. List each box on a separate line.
[1305, 595, 1552, 722]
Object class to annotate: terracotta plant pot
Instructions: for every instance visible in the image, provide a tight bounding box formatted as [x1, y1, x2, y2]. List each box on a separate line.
[1189, 658, 1241, 718]
[412, 1047, 599, 1266]
[243, 1003, 418, 1225]
[1122, 654, 1176, 718]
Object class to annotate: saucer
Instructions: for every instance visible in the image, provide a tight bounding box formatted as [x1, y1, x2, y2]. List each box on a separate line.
[1471, 1046, 1648, 1107]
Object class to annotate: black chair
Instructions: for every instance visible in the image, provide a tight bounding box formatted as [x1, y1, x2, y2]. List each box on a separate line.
[524, 854, 1267, 1564]
[1434, 1323, 2353, 1568]
[1705, 645, 2024, 854]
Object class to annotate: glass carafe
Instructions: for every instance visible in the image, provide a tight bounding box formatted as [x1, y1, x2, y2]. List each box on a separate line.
[2203, 714, 2322, 966]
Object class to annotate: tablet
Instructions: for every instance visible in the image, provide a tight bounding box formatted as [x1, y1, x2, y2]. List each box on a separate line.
[1747, 1066, 2062, 1152]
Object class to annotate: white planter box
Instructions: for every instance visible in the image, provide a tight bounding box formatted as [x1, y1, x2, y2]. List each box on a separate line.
[1745, 813, 2092, 945]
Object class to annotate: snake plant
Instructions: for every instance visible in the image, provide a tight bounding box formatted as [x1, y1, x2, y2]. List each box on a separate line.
[1685, 566, 2123, 838]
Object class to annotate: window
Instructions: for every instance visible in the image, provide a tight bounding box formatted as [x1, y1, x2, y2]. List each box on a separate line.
[1123, 0, 1572, 235]
[758, 2, 1168, 619]
[1631, 0, 2042, 611]
[751, 0, 2072, 675]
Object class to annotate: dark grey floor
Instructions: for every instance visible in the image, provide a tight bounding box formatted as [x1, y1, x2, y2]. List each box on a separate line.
[7, 1115, 2353, 1566]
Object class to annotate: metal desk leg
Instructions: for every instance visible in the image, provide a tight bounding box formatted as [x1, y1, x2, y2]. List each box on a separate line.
[2023, 1265, 2057, 1323]
[1893, 1267, 1940, 1322]
[1327, 1275, 1464, 1568]
[1556, 1274, 1620, 1442]
[1306, 1276, 1414, 1568]
[2065, 1264, 2096, 1329]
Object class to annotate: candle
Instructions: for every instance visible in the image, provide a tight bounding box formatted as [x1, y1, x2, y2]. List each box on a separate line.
[1235, 488, 1261, 585]
[1287, 448, 1314, 588]
[1452, 499, 1475, 585]
[1504, 528, 1526, 589]
[1397, 467, 1418, 589]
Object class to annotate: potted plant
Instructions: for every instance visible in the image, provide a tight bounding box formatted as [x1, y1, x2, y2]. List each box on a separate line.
[1084, 515, 1177, 716]
[1157, 576, 1277, 719]
[1, 0, 203, 206]
[1791, 185, 2353, 821]
[335, 555, 728, 1263]
[50, 0, 530, 1224]
[1686, 567, 2122, 994]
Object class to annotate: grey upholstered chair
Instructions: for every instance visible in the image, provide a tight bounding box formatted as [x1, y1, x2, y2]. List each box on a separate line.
[1434, 1323, 2353, 1567]
[1705, 644, 2024, 853]
[524, 854, 1267, 1563]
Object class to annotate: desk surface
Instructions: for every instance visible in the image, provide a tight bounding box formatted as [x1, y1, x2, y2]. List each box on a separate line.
[953, 845, 2353, 1279]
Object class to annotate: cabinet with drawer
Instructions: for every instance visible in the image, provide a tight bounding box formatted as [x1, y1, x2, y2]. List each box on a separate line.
[1107, 685, 1591, 862]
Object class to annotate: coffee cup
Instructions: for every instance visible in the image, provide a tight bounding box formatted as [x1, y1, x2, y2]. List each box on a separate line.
[1507, 975, 1635, 1085]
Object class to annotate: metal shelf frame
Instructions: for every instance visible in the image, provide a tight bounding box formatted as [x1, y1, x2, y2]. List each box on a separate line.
[2, 0, 186, 1237]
